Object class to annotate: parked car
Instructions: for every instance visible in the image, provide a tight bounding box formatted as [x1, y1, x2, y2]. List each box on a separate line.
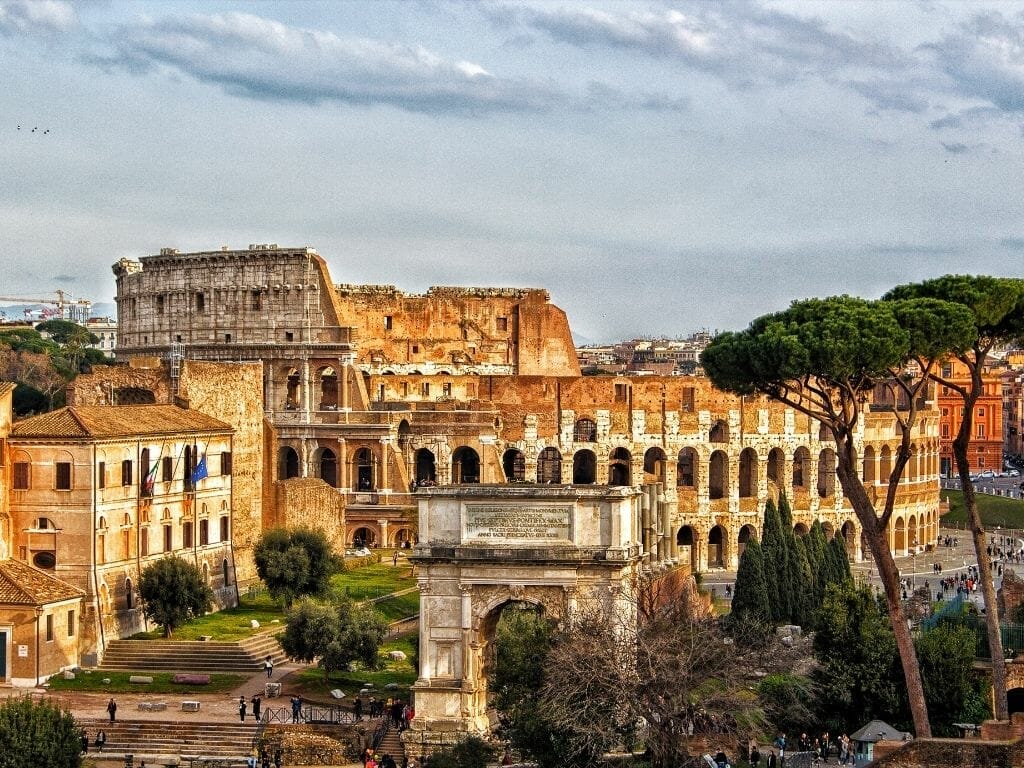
[1009, 469, 1020, 477]
[979, 469, 996, 479]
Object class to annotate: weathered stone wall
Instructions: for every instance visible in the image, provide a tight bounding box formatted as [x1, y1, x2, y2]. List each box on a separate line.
[272, 477, 346, 553]
[870, 736, 1024, 768]
[67, 360, 171, 406]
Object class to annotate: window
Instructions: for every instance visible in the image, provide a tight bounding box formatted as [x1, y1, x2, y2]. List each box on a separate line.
[46, 614, 53, 642]
[225, 333, 232, 343]
[252, 291, 262, 310]
[33, 551, 55, 569]
[220, 516, 229, 542]
[55, 461, 72, 490]
[0, 438, 5, 466]
[98, 461, 106, 489]
[496, 316, 508, 331]
[163, 524, 173, 552]
[183, 521, 194, 549]
[941, 408, 948, 417]
[682, 387, 695, 412]
[977, 424, 986, 438]
[411, 345, 419, 354]
[442, 382, 452, 397]
[199, 519, 209, 546]
[162, 455, 173, 482]
[121, 459, 133, 486]
[140, 529, 149, 556]
[67, 610, 75, 637]
[421, 382, 430, 397]
[156, 295, 164, 314]
[13, 462, 29, 490]
[941, 424, 950, 438]
[614, 382, 628, 402]
[942, 363, 953, 378]
[195, 292, 205, 313]
[384, 315, 393, 330]
[285, 331, 294, 342]
[221, 451, 232, 476]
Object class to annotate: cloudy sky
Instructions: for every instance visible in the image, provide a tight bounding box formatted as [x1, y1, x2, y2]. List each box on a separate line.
[1, 1, 1023, 342]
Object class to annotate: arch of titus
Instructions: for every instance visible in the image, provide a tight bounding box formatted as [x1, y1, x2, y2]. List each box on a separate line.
[408, 484, 646, 745]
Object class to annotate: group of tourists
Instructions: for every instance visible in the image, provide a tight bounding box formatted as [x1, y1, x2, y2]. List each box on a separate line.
[246, 746, 283, 768]
[752, 732, 854, 766]
[354, 695, 414, 730]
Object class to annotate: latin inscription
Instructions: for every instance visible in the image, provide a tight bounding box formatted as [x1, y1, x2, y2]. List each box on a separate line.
[465, 505, 572, 542]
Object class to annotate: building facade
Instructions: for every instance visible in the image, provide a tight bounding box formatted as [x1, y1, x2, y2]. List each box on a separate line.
[937, 358, 1004, 475]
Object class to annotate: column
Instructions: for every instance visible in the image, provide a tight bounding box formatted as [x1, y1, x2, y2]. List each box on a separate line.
[378, 519, 390, 548]
[417, 579, 432, 682]
[379, 438, 391, 490]
[338, 438, 348, 490]
[460, 584, 473, 686]
[301, 359, 311, 418]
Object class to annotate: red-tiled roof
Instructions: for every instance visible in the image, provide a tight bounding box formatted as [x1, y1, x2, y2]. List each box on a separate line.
[12, 405, 232, 439]
[0, 559, 84, 606]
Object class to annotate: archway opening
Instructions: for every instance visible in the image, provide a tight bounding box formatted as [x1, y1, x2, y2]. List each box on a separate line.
[737, 525, 755, 558]
[279, 446, 299, 480]
[739, 448, 757, 498]
[709, 450, 728, 500]
[608, 447, 631, 487]
[319, 448, 338, 488]
[677, 525, 697, 571]
[677, 448, 696, 489]
[708, 525, 725, 568]
[537, 447, 562, 484]
[502, 449, 525, 482]
[643, 448, 667, 485]
[453, 447, 480, 484]
[354, 448, 375, 491]
[353, 527, 377, 548]
[573, 450, 596, 484]
[1008, 688, 1024, 716]
[415, 449, 437, 485]
[319, 367, 338, 410]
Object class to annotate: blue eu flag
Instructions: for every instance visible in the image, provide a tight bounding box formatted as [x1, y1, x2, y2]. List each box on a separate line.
[191, 454, 209, 485]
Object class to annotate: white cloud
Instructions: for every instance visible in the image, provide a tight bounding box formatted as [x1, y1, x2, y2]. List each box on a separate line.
[0, 0, 75, 36]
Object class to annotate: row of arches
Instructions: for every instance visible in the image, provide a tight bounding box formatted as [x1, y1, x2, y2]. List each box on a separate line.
[677, 520, 858, 569]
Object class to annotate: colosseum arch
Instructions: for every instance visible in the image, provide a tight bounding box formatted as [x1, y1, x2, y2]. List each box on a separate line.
[415, 448, 437, 484]
[573, 417, 597, 443]
[608, 447, 631, 486]
[278, 446, 299, 480]
[738, 448, 758, 498]
[317, 366, 338, 410]
[572, 450, 597, 484]
[502, 449, 525, 482]
[817, 448, 836, 498]
[677, 447, 698, 490]
[708, 525, 726, 567]
[316, 447, 338, 487]
[708, 450, 728, 500]
[792, 447, 810, 491]
[537, 447, 562, 484]
[644, 447, 667, 485]
[353, 447, 376, 491]
[767, 447, 785, 489]
[677, 525, 698, 571]
[452, 446, 480, 484]
[709, 419, 729, 443]
[862, 445, 876, 484]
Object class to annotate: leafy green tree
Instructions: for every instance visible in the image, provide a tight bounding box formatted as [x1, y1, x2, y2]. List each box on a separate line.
[886, 275, 1024, 721]
[425, 736, 496, 768]
[731, 539, 771, 625]
[490, 607, 574, 768]
[138, 556, 214, 637]
[812, 582, 909, 734]
[254, 527, 338, 607]
[280, 597, 386, 682]
[703, 294, 976, 736]
[916, 622, 991, 736]
[757, 674, 817, 738]
[0, 695, 83, 768]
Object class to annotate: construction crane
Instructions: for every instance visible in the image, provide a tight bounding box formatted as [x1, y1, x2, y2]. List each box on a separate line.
[0, 290, 92, 323]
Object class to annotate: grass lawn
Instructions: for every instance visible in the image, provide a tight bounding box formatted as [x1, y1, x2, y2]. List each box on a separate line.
[45, 670, 247, 694]
[128, 591, 286, 641]
[941, 490, 1024, 530]
[290, 635, 418, 704]
[330, 561, 418, 602]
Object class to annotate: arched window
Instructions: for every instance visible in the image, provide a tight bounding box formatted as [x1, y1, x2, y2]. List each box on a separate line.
[452, 447, 480, 484]
[862, 445, 876, 484]
[278, 446, 299, 480]
[573, 450, 597, 484]
[318, 366, 338, 410]
[708, 525, 725, 567]
[709, 450, 728, 499]
[319, 448, 338, 487]
[738, 448, 757, 498]
[415, 449, 437, 484]
[677, 448, 697, 488]
[644, 448, 667, 485]
[574, 418, 597, 443]
[502, 449, 525, 482]
[537, 447, 562, 484]
[285, 367, 300, 410]
[792, 447, 810, 490]
[219, 515, 229, 542]
[817, 448, 836, 497]
[767, 448, 784, 486]
[608, 448, 631, 486]
[879, 446, 892, 483]
[354, 448, 375, 491]
[709, 419, 729, 443]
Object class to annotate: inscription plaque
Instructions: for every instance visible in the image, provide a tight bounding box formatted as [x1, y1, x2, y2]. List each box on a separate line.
[464, 505, 572, 543]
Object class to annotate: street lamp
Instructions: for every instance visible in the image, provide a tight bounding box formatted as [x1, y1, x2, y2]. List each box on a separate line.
[911, 536, 917, 590]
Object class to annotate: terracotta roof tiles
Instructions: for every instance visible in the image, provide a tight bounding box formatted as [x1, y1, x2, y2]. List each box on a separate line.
[12, 405, 232, 439]
[0, 559, 84, 606]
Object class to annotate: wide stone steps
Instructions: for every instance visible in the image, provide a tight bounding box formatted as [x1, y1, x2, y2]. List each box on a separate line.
[78, 718, 258, 760]
[101, 633, 287, 673]
[377, 727, 406, 762]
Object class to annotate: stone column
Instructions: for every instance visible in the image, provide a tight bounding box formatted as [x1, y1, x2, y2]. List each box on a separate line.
[379, 438, 391, 490]
[301, 359, 311, 418]
[460, 584, 473, 685]
[378, 519, 390, 548]
[418, 579, 432, 682]
[338, 438, 348, 490]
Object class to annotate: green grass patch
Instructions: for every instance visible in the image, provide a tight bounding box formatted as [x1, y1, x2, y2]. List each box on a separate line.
[290, 635, 418, 703]
[367, 591, 420, 623]
[127, 591, 286, 641]
[941, 490, 1024, 529]
[46, 670, 247, 694]
[330, 561, 417, 602]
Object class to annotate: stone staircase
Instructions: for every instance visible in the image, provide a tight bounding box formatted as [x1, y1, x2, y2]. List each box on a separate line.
[376, 726, 406, 763]
[78, 717, 257, 762]
[100, 633, 287, 673]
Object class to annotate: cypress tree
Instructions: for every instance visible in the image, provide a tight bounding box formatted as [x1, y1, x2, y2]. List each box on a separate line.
[790, 535, 815, 628]
[807, 520, 828, 605]
[760, 499, 785, 622]
[778, 492, 794, 529]
[826, 533, 853, 586]
[732, 539, 771, 623]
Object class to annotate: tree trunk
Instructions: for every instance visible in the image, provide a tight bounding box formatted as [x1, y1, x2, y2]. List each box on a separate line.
[836, 453, 931, 737]
[952, 375, 1008, 720]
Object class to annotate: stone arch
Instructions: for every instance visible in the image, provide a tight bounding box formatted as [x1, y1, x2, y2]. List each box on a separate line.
[879, 445, 892, 484]
[842, 520, 856, 553]
[817, 448, 836, 498]
[317, 366, 338, 410]
[894, 516, 907, 554]
[502, 449, 525, 482]
[709, 450, 728, 500]
[278, 446, 299, 480]
[392, 527, 414, 547]
[708, 525, 726, 568]
[709, 419, 729, 443]
[415, 448, 437, 484]
[317, 447, 338, 487]
[1009, 687, 1024, 716]
[793, 447, 810, 491]
[644, 447, 667, 485]
[537, 447, 562, 484]
[574, 418, 597, 443]
[572, 450, 597, 484]
[821, 521, 835, 540]
[862, 445, 876, 484]
[353, 447, 376, 491]
[677, 447, 697, 489]
[908, 514, 919, 549]
[453, 446, 480, 484]
[125, 577, 134, 610]
[794, 522, 809, 536]
[284, 366, 301, 410]
[352, 526, 377, 548]
[738, 448, 757, 498]
[737, 524, 756, 558]
[608, 447, 631, 486]
[677, 525, 698, 571]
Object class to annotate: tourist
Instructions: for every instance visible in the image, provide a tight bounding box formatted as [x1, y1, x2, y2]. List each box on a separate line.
[252, 693, 262, 721]
[273, 747, 282, 768]
[264, 655, 274, 678]
[750, 745, 761, 766]
[94, 730, 107, 751]
[354, 696, 363, 720]
[239, 695, 248, 722]
[106, 697, 117, 722]
[80, 731, 88, 754]
[290, 695, 302, 723]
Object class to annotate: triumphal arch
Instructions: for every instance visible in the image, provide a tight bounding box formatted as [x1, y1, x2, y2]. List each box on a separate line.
[407, 484, 646, 747]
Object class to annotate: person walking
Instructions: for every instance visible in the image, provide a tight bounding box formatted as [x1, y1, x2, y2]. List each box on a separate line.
[252, 693, 262, 722]
[239, 695, 248, 722]
[106, 698, 117, 722]
[264, 656, 274, 678]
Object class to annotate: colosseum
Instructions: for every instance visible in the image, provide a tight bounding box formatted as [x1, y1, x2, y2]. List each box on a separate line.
[106, 244, 941, 576]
